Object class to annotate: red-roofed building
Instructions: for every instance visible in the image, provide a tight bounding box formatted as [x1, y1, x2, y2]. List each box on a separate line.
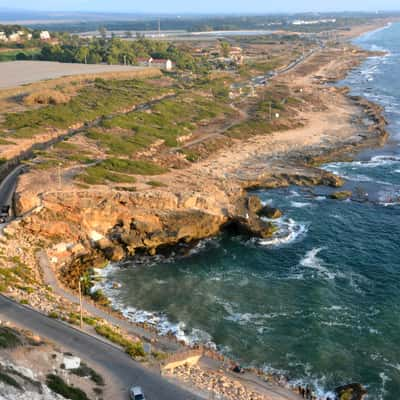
[137, 57, 173, 71]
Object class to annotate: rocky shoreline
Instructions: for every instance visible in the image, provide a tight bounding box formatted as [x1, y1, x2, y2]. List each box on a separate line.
[1, 33, 391, 400]
[56, 93, 388, 276]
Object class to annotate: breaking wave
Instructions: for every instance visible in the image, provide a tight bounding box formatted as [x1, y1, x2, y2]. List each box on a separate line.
[257, 218, 308, 247]
[299, 248, 337, 280]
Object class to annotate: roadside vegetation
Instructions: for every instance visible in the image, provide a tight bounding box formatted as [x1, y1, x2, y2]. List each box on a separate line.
[1, 78, 168, 138]
[0, 256, 35, 293]
[0, 326, 22, 349]
[70, 362, 105, 386]
[94, 324, 146, 359]
[46, 374, 89, 400]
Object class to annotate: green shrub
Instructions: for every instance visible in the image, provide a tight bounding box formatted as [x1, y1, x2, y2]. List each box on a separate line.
[0, 327, 21, 349]
[90, 290, 110, 306]
[78, 158, 167, 185]
[125, 342, 146, 358]
[46, 374, 89, 400]
[146, 180, 167, 187]
[48, 311, 59, 319]
[94, 324, 144, 359]
[70, 363, 105, 386]
[102, 158, 167, 175]
[79, 165, 137, 185]
[2, 79, 163, 139]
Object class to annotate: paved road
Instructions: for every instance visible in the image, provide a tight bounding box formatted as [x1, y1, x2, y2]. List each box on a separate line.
[0, 168, 195, 399]
[38, 251, 182, 352]
[0, 295, 200, 400]
[0, 165, 24, 207]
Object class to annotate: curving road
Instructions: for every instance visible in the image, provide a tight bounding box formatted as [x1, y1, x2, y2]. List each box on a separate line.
[0, 295, 201, 400]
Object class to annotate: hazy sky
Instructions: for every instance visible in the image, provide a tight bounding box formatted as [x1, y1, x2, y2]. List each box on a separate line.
[1, 0, 400, 13]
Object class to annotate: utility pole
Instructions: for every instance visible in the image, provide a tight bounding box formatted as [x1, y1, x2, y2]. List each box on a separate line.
[123, 54, 127, 65]
[57, 163, 62, 190]
[78, 278, 83, 329]
[158, 18, 161, 37]
[84, 55, 87, 64]
[269, 101, 272, 121]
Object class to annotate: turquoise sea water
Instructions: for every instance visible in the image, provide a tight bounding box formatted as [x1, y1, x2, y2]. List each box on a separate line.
[101, 24, 400, 399]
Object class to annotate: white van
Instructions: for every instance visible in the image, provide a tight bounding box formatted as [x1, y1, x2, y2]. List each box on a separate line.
[129, 386, 145, 400]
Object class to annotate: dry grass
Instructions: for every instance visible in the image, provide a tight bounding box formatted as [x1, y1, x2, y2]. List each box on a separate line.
[0, 68, 161, 115]
[24, 90, 71, 106]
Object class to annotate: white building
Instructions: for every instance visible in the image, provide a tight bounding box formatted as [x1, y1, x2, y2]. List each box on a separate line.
[137, 57, 173, 71]
[292, 18, 336, 26]
[40, 31, 51, 41]
[8, 33, 20, 42]
[0, 32, 7, 42]
[151, 58, 173, 71]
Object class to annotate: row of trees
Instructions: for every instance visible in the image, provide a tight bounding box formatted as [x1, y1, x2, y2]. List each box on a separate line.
[38, 35, 209, 72]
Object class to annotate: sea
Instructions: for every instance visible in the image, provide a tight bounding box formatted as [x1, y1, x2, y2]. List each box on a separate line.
[99, 23, 400, 399]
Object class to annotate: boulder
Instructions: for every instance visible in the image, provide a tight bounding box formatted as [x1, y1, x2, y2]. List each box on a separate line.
[96, 237, 114, 251]
[258, 206, 283, 219]
[335, 383, 367, 400]
[247, 196, 263, 214]
[227, 216, 277, 239]
[103, 245, 125, 262]
[329, 191, 352, 201]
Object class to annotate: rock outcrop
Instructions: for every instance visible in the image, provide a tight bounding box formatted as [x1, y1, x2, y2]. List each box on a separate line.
[335, 383, 367, 400]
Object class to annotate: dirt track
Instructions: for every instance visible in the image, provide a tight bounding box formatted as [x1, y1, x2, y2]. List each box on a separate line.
[0, 61, 146, 89]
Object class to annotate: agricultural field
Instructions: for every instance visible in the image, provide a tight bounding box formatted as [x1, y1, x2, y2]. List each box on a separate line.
[0, 61, 149, 89]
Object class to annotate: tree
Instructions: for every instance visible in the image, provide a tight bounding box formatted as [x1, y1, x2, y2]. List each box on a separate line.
[219, 41, 231, 58]
[75, 46, 90, 64]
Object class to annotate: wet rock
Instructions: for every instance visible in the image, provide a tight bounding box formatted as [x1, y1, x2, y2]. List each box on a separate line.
[258, 206, 283, 219]
[335, 383, 367, 400]
[330, 191, 352, 200]
[227, 216, 277, 239]
[95, 237, 113, 251]
[103, 245, 125, 262]
[247, 196, 263, 214]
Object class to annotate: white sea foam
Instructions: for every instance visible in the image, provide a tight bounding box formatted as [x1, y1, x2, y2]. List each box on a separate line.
[290, 201, 311, 208]
[324, 155, 400, 173]
[377, 188, 400, 206]
[258, 218, 308, 247]
[378, 372, 391, 400]
[225, 312, 266, 326]
[299, 248, 337, 280]
[118, 303, 216, 347]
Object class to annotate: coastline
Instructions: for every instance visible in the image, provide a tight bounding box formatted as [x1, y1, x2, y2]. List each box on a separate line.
[1, 20, 394, 400]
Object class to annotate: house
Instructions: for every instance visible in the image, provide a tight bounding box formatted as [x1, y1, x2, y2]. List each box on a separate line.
[8, 33, 20, 42]
[0, 32, 7, 42]
[27, 33, 33, 40]
[136, 57, 153, 67]
[151, 58, 173, 71]
[40, 31, 51, 41]
[228, 47, 244, 65]
[137, 57, 173, 71]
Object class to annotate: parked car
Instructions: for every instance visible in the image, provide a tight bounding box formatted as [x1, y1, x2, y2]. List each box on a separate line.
[0, 205, 10, 224]
[129, 386, 145, 400]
